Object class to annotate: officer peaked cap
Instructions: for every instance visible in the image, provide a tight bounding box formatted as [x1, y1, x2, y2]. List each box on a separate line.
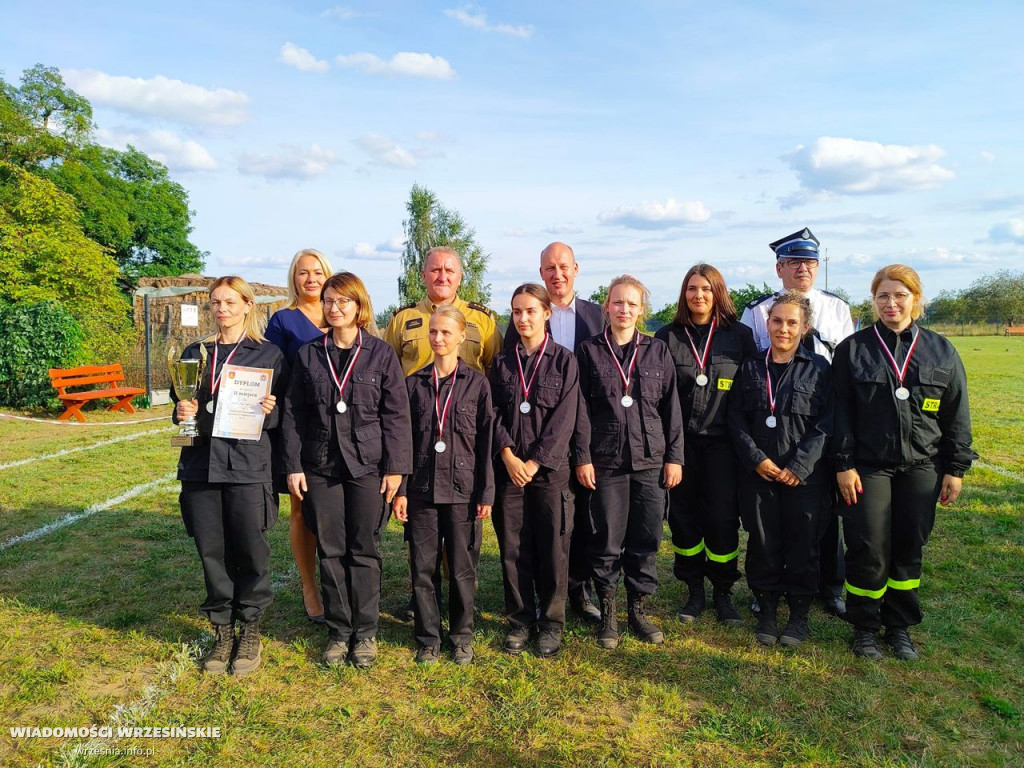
[769, 228, 820, 260]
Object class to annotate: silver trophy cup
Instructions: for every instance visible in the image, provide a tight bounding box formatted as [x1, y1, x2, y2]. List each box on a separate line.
[169, 349, 207, 447]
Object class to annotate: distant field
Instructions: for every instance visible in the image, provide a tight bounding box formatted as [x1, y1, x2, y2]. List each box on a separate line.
[0, 337, 1021, 767]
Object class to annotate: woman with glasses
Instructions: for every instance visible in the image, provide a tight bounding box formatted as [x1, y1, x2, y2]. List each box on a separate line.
[266, 248, 333, 625]
[174, 276, 287, 677]
[832, 265, 975, 660]
[281, 272, 412, 669]
[655, 264, 757, 627]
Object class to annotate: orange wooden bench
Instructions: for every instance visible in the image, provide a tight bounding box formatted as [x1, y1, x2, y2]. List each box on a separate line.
[1005, 326, 1024, 336]
[48, 364, 146, 422]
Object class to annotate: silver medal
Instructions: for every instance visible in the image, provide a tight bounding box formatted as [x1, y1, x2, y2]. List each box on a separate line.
[336, 401, 347, 414]
[520, 401, 532, 414]
[621, 395, 634, 408]
[765, 415, 777, 428]
[206, 401, 214, 414]
[434, 440, 446, 453]
[895, 386, 910, 401]
[695, 373, 709, 387]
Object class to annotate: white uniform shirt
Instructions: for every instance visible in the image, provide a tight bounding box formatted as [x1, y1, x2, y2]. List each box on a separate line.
[740, 287, 854, 363]
[549, 297, 577, 351]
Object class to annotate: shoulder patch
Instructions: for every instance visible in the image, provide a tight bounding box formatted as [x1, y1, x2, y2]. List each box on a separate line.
[394, 303, 415, 315]
[821, 290, 850, 305]
[746, 293, 775, 309]
[404, 317, 423, 330]
[466, 301, 495, 317]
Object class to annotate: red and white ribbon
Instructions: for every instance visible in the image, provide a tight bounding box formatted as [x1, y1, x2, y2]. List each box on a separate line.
[324, 330, 363, 402]
[603, 328, 640, 399]
[873, 324, 919, 388]
[516, 333, 550, 404]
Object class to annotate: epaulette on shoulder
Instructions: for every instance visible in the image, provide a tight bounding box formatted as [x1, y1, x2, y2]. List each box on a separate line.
[821, 290, 850, 305]
[467, 301, 496, 318]
[746, 293, 775, 309]
[393, 302, 415, 315]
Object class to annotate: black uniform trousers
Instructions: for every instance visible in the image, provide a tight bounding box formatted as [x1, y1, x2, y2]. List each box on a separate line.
[818, 514, 846, 600]
[493, 465, 574, 631]
[302, 470, 389, 642]
[668, 435, 741, 588]
[739, 479, 829, 595]
[179, 481, 275, 625]
[590, 467, 665, 596]
[407, 500, 479, 648]
[843, 462, 942, 631]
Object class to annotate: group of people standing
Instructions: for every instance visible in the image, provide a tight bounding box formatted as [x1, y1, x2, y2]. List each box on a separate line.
[173, 228, 975, 677]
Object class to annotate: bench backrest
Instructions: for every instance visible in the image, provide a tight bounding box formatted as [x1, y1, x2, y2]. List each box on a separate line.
[49, 364, 126, 393]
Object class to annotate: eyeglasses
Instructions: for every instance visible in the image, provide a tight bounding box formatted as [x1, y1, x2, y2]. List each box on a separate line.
[779, 258, 818, 270]
[322, 297, 356, 310]
[874, 292, 912, 304]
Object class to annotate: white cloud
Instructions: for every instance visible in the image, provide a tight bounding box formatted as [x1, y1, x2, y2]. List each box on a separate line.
[355, 134, 418, 168]
[321, 6, 367, 20]
[342, 238, 405, 261]
[237, 144, 339, 180]
[988, 218, 1024, 245]
[279, 43, 329, 73]
[782, 137, 955, 202]
[597, 198, 712, 229]
[96, 128, 217, 172]
[503, 228, 528, 238]
[544, 223, 584, 235]
[63, 69, 250, 126]
[979, 151, 996, 163]
[894, 246, 993, 266]
[444, 6, 533, 38]
[334, 52, 456, 79]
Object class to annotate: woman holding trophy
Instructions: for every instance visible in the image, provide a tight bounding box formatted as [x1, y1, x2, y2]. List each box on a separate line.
[173, 276, 287, 677]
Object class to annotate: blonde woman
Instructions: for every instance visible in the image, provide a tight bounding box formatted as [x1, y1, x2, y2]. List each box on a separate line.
[174, 276, 287, 677]
[266, 249, 333, 624]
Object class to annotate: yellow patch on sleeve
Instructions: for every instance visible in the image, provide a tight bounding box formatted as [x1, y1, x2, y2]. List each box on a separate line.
[717, 378, 733, 391]
[922, 398, 941, 412]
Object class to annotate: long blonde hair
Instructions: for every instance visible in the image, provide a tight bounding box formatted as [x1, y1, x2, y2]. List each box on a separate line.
[210, 276, 266, 342]
[285, 248, 334, 309]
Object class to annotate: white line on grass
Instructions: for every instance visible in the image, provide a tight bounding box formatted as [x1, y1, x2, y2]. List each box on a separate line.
[0, 412, 169, 425]
[0, 473, 177, 551]
[0, 427, 173, 471]
[976, 461, 1023, 482]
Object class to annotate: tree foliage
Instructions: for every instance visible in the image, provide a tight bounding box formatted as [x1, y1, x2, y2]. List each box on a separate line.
[398, 183, 490, 306]
[0, 161, 131, 363]
[0, 299, 84, 408]
[959, 271, 1024, 327]
[728, 282, 775, 312]
[1, 64, 205, 286]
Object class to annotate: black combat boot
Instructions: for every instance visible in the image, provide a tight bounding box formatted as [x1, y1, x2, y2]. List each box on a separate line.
[627, 591, 665, 644]
[676, 578, 706, 623]
[712, 585, 744, 628]
[779, 594, 812, 646]
[754, 592, 779, 646]
[203, 622, 234, 674]
[851, 628, 883, 660]
[596, 588, 619, 650]
[232, 619, 262, 677]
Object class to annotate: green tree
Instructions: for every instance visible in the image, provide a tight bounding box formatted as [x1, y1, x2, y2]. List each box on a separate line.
[0, 161, 131, 363]
[923, 290, 964, 325]
[45, 145, 206, 283]
[1, 65, 92, 167]
[589, 285, 609, 306]
[398, 183, 490, 306]
[729, 282, 775, 312]
[960, 271, 1024, 327]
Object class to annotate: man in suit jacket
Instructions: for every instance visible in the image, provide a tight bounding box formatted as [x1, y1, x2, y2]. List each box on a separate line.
[503, 242, 604, 353]
[504, 241, 605, 622]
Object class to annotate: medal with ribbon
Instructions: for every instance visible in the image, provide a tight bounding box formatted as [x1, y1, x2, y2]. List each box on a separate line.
[685, 319, 716, 387]
[874, 324, 919, 401]
[433, 361, 458, 453]
[206, 336, 243, 413]
[603, 328, 640, 408]
[324, 330, 363, 413]
[516, 333, 550, 414]
[763, 348, 787, 428]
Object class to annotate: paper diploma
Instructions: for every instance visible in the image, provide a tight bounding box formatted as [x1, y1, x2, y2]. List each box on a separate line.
[211, 365, 273, 441]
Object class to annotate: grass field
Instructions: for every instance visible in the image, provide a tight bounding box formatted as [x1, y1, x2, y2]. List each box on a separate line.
[1, 337, 1022, 767]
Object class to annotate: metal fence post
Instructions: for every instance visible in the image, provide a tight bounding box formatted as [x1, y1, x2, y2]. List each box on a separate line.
[144, 293, 152, 406]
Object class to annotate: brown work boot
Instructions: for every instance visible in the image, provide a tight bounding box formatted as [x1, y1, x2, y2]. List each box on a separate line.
[203, 622, 234, 674]
[231, 619, 262, 678]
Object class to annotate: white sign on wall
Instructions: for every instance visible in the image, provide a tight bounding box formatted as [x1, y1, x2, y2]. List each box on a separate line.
[181, 304, 199, 328]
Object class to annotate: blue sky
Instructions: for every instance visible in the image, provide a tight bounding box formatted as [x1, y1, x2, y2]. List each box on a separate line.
[3, 1, 1022, 311]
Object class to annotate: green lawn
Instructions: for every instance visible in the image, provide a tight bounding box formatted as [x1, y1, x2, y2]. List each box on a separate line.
[0, 338, 1021, 767]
